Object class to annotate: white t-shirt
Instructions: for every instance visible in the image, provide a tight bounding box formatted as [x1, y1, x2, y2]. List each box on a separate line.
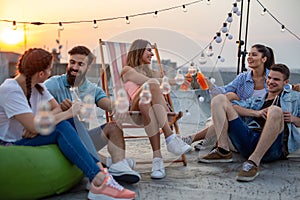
[0, 79, 53, 142]
[252, 88, 267, 98]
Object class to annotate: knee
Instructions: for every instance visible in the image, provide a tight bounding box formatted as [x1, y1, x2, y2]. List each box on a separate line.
[211, 94, 227, 107]
[267, 106, 283, 121]
[147, 79, 160, 93]
[225, 92, 240, 101]
[104, 122, 123, 137]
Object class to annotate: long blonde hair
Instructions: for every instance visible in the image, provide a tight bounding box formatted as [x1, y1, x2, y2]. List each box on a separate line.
[126, 39, 153, 77]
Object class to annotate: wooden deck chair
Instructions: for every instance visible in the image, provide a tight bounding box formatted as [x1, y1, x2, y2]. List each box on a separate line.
[99, 39, 187, 166]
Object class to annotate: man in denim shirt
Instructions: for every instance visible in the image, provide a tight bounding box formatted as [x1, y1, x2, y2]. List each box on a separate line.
[199, 64, 300, 182]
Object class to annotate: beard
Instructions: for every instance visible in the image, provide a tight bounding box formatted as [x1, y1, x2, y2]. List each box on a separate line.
[66, 68, 87, 87]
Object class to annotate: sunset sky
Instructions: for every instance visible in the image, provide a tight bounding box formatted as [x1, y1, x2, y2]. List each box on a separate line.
[0, 0, 299, 70]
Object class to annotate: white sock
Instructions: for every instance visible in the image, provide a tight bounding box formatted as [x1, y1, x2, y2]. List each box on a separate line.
[165, 133, 176, 144]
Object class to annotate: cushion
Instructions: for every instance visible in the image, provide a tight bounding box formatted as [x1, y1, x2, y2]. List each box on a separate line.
[0, 144, 83, 200]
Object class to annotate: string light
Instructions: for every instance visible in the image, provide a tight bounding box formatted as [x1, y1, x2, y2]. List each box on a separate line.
[261, 8, 267, 16]
[232, 3, 238, 13]
[227, 13, 233, 23]
[206, 0, 211, 5]
[281, 25, 285, 32]
[221, 22, 228, 33]
[215, 32, 222, 43]
[153, 11, 158, 18]
[226, 33, 233, 40]
[182, 5, 187, 12]
[206, 43, 214, 57]
[93, 20, 98, 29]
[199, 52, 207, 65]
[125, 16, 130, 24]
[2, 0, 297, 41]
[218, 55, 225, 62]
[12, 21, 17, 30]
[58, 22, 64, 30]
[256, 0, 300, 40]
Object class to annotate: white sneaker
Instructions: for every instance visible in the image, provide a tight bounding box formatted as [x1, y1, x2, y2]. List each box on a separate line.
[151, 157, 166, 179]
[106, 157, 136, 169]
[181, 135, 193, 145]
[194, 139, 215, 151]
[167, 136, 192, 155]
[108, 159, 141, 184]
[86, 180, 91, 191]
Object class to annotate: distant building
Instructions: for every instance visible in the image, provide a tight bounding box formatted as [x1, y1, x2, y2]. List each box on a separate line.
[0, 51, 20, 84]
[152, 59, 177, 78]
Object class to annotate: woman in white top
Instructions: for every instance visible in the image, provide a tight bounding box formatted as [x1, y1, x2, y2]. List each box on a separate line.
[0, 48, 135, 200]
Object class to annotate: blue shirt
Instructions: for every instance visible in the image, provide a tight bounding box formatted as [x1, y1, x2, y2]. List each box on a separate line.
[44, 74, 107, 105]
[232, 87, 300, 154]
[210, 69, 270, 100]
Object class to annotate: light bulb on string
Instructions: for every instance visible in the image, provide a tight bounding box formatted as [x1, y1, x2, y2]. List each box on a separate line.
[221, 23, 228, 33]
[160, 76, 171, 95]
[125, 16, 130, 24]
[227, 13, 233, 23]
[93, 20, 98, 29]
[232, 3, 238, 13]
[182, 5, 187, 12]
[199, 52, 207, 65]
[115, 88, 129, 113]
[59, 22, 64, 31]
[174, 69, 185, 85]
[12, 21, 17, 30]
[34, 101, 55, 135]
[226, 33, 233, 40]
[210, 77, 216, 84]
[206, 0, 211, 5]
[215, 32, 222, 43]
[218, 56, 225, 62]
[198, 95, 205, 102]
[185, 109, 191, 116]
[139, 83, 152, 104]
[281, 25, 285, 32]
[153, 11, 158, 18]
[188, 63, 196, 76]
[261, 8, 267, 16]
[206, 44, 214, 57]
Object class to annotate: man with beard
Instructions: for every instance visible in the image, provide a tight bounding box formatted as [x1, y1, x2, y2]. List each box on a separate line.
[45, 46, 141, 184]
[198, 64, 300, 182]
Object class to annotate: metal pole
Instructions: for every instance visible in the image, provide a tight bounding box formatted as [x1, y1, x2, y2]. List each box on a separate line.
[241, 0, 251, 73]
[236, 0, 244, 75]
[23, 24, 27, 50]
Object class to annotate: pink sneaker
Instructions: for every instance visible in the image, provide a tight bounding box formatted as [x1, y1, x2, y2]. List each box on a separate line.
[88, 175, 136, 200]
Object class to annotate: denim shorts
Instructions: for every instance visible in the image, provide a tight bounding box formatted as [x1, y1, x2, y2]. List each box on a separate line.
[228, 117, 284, 162]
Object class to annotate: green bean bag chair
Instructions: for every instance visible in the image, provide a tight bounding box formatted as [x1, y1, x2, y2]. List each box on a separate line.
[0, 144, 84, 200]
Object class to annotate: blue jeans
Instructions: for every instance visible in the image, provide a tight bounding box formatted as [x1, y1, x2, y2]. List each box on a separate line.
[228, 117, 284, 162]
[14, 120, 100, 181]
[70, 117, 107, 161]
